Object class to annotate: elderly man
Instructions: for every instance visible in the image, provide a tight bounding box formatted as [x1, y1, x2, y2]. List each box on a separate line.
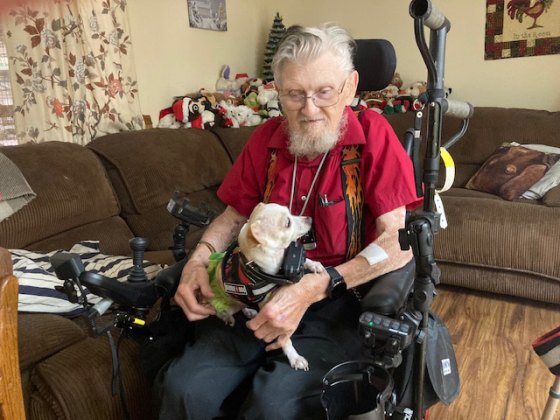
[156, 23, 420, 419]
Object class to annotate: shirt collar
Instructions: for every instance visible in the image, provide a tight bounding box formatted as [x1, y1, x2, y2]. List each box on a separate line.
[268, 106, 366, 150]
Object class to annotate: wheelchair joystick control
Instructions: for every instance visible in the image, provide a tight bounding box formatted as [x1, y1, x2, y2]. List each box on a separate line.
[128, 237, 149, 283]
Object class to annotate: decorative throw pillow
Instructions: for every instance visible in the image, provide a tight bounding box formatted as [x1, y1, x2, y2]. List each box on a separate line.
[465, 144, 560, 201]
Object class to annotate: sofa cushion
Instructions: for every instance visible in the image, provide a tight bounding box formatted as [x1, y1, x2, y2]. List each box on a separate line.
[543, 185, 560, 207]
[211, 126, 256, 161]
[88, 128, 234, 250]
[0, 142, 121, 250]
[18, 313, 87, 370]
[26, 216, 134, 256]
[436, 193, 560, 280]
[124, 187, 226, 251]
[30, 334, 151, 419]
[89, 128, 232, 215]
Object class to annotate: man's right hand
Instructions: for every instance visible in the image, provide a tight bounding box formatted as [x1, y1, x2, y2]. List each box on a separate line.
[174, 259, 216, 321]
[173, 205, 247, 321]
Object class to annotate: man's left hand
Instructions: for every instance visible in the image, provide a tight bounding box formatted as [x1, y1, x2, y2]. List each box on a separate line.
[246, 272, 327, 351]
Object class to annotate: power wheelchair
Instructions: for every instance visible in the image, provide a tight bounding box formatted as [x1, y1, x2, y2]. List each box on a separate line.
[51, 1, 472, 418]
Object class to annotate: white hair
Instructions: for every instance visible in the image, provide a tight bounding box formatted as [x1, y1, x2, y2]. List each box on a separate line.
[272, 23, 356, 85]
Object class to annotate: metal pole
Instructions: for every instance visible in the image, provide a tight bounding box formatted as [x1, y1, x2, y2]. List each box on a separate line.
[541, 376, 560, 420]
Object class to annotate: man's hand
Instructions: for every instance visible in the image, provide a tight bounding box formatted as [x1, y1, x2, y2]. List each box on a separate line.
[246, 272, 327, 351]
[174, 259, 216, 321]
[173, 205, 247, 321]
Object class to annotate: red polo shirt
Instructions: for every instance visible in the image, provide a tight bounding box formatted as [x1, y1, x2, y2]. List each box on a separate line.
[217, 107, 421, 266]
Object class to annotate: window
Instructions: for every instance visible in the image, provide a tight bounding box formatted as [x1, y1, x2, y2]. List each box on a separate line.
[0, 27, 16, 146]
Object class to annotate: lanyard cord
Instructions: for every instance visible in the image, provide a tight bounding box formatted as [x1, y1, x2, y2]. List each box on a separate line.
[289, 152, 329, 216]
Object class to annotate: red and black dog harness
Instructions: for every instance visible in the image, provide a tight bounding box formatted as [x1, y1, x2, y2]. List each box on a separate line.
[220, 241, 304, 307]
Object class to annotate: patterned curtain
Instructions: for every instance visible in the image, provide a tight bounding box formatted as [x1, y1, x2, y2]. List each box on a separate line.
[1, 0, 144, 145]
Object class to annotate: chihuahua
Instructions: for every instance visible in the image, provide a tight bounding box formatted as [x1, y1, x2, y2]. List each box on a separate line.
[207, 202, 324, 370]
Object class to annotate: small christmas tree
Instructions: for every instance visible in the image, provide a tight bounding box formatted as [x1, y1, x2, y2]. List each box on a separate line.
[262, 13, 286, 82]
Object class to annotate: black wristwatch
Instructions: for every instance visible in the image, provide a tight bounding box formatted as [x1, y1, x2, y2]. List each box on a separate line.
[326, 267, 347, 300]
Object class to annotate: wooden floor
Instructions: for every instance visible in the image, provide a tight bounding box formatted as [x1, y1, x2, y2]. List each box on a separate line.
[428, 285, 560, 420]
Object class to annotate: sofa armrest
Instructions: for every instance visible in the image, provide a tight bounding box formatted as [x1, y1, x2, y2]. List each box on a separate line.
[543, 185, 560, 207]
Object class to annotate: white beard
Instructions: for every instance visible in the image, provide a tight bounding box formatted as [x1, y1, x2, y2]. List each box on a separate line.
[287, 113, 348, 158]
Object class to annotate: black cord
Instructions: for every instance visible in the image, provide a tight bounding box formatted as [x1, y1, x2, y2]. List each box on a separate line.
[116, 329, 131, 420]
[107, 329, 131, 420]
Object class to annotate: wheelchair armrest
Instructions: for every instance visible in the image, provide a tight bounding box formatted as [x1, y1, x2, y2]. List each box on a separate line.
[154, 258, 187, 299]
[358, 259, 415, 316]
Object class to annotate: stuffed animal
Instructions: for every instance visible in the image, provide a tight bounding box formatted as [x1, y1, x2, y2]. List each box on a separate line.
[158, 106, 182, 128]
[406, 81, 428, 98]
[265, 99, 281, 118]
[216, 65, 238, 96]
[201, 109, 215, 129]
[257, 83, 278, 106]
[231, 104, 262, 127]
[381, 84, 399, 100]
[240, 77, 263, 97]
[243, 92, 260, 112]
[171, 96, 216, 129]
[198, 88, 218, 109]
[391, 72, 404, 89]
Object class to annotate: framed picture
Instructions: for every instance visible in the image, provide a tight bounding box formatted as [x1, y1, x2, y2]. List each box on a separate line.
[485, 0, 560, 59]
[187, 0, 227, 32]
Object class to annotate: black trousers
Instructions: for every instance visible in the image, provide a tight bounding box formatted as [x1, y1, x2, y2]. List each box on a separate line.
[153, 292, 364, 420]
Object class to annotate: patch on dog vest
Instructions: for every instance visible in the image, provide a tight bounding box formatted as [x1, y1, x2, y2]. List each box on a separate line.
[222, 248, 278, 306]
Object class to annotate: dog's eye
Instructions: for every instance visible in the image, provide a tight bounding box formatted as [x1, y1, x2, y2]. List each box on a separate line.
[286, 217, 291, 228]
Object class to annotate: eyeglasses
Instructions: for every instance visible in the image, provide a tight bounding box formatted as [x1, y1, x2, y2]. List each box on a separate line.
[278, 79, 347, 111]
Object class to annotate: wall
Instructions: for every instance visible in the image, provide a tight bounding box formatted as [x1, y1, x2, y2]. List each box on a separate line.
[129, 0, 560, 121]
[127, 0, 272, 121]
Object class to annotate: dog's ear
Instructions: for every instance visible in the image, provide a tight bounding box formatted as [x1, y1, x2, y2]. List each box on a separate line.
[249, 219, 271, 247]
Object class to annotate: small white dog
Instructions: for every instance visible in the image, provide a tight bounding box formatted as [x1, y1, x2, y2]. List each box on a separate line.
[206, 202, 324, 370]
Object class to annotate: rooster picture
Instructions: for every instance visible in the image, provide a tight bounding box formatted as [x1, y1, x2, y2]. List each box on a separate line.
[506, 0, 555, 29]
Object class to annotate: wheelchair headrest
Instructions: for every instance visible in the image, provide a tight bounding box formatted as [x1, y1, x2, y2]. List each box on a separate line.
[353, 39, 397, 92]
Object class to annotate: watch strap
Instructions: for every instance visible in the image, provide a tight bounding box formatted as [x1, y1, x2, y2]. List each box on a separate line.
[326, 266, 347, 300]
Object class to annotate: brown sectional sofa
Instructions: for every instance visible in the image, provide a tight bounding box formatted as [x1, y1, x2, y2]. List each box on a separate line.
[1, 107, 559, 419]
[386, 107, 560, 304]
[1, 127, 253, 419]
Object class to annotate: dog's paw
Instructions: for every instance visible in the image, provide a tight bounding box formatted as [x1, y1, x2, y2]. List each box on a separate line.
[283, 341, 310, 371]
[289, 355, 309, 371]
[304, 259, 325, 274]
[242, 307, 258, 319]
[217, 312, 236, 327]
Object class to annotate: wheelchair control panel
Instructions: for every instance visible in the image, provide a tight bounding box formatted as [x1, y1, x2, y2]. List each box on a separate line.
[359, 311, 415, 351]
